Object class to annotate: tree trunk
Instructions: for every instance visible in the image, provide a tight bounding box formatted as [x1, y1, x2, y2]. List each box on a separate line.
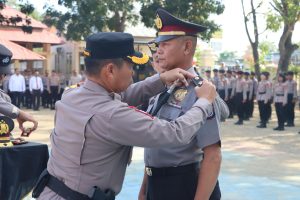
[278, 24, 299, 73]
[252, 43, 260, 79]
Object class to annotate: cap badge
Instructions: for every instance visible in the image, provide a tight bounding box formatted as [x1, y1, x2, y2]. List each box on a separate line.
[174, 88, 188, 102]
[0, 120, 9, 135]
[155, 14, 163, 30]
[2, 57, 10, 64]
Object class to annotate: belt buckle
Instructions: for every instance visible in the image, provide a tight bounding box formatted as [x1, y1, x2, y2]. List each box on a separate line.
[145, 167, 152, 176]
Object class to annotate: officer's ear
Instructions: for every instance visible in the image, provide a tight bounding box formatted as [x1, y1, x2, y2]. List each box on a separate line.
[102, 62, 117, 80]
[183, 39, 193, 55]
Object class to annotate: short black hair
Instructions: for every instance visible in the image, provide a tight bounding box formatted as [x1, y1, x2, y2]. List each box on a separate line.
[84, 58, 124, 76]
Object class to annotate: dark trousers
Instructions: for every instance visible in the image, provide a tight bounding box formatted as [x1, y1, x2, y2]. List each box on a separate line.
[226, 89, 234, 117]
[258, 100, 268, 124]
[146, 165, 221, 200]
[249, 96, 254, 117]
[218, 89, 225, 100]
[266, 101, 272, 121]
[32, 90, 41, 110]
[244, 92, 251, 119]
[50, 86, 59, 108]
[275, 102, 285, 128]
[235, 93, 244, 122]
[24, 89, 32, 108]
[42, 89, 50, 108]
[285, 94, 295, 124]
[11, 91, 23, 108]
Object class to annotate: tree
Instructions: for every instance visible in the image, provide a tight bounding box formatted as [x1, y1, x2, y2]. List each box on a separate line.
[218, 51, 237, 63]
[140, 0, 225, 41]
[241, 0, 264, 78]
[258, 40, 276, 65]
[0, 0, 34, 33]
[267, 0, 300, 73]
[43, 0, 140, 40]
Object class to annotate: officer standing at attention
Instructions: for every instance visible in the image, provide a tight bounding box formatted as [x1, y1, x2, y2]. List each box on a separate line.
[138, 9, 224, 200]
[226, 70, 236, 118]
[273, 73, 288, 131]
[244, 72, 253, 120]
[285, 71, 297, 127]
[234, 70, 247, 125]
[249, 72, 258, 118]
[0, 44, 38, 131]
[256, 72, 271, 128]
[216, 69, 228, 102]
[33, 32, 217, 200]
[212, 68, 219, 87]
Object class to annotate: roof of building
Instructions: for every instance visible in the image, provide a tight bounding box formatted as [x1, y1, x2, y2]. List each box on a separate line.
[0, 39, 45, 60]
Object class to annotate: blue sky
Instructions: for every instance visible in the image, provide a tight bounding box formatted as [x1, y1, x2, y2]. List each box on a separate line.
[26, 0, 300, 54]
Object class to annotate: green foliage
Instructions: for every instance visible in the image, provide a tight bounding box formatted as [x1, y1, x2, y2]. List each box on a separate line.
[267, 0, 300, 32]
[218, 51, 237, 62]
[140, 0, 225, 41]
[258, 41, 276, 64]
[43, 0, 140, 40]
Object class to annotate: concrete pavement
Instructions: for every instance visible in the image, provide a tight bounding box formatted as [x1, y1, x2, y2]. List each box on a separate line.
[21, 106, 300, 199]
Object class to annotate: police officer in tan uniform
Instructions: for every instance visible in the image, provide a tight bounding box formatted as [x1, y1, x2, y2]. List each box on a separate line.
[33, 32, 217, 200]
[244, 72, 253, 120]
[226, 70, 236, 118]
[0, 44, 38, 132]
[285, 71, 297, 127]
[234, 70, 247, 125]
[273, 73, 288, 131]
[217, 69, 228, 102]
[256, 72, 272, 128]
[138, 9, 224, 200]
[249, 72, 258, 118]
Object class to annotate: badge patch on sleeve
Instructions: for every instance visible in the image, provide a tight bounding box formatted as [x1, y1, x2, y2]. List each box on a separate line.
[128, 106, 154, 119]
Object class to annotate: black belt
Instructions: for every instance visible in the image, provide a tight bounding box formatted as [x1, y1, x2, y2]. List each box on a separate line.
[259, 92, 266, 94]
[276, 94, 284, 96]
[146, 163, 199, 177]
[33, 169, 115, 200]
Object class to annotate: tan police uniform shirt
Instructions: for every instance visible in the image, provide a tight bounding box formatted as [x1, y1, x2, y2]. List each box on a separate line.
[256, 80, 271, 103]
[227, 76, 236, 98]
[38, 75, 213, 199]
[273, 82, 288, 104]
[0, 89, 19, 118]
[286, 80, 297, 99]
[234, 78, 247, 101]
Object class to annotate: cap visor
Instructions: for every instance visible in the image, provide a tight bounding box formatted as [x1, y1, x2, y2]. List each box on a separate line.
[126, 51, 149, 65]
[0, 66, 11, 75]
[155, 35, 181, 43]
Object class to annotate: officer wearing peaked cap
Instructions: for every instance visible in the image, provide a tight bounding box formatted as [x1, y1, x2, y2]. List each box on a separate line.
[139, 8, 224, 200]
[33, 32, 217, 200]
[0, 44, 38, 132]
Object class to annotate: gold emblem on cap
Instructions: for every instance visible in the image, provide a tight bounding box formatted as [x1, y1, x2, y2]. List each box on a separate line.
[155, 14, 163, 30]
[83, 50, 91, 57]
[0, 120, 9, 135]
[127, 53, 149, 65]
[174, 89, 188, 102]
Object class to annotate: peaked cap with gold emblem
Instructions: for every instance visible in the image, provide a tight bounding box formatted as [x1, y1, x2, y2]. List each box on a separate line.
[155, 8, 207, 43]
[83, 32, 149, 65]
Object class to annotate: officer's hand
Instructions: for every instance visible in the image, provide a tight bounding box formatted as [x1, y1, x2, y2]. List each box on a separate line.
[16, 110, 38, 132]
[160, 68, 196, 86]
[194, 80, 216, 103]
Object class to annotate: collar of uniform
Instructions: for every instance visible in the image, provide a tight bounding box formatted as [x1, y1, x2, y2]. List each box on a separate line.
[83, 79, 122, 101]
[186, 66, 198, 76]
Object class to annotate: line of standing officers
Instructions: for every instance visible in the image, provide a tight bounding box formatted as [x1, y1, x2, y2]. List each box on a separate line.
[205, 69, 298, 131]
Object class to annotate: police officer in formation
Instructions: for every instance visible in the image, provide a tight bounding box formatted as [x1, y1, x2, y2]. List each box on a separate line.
[255, 72, 271, 128]
[33, 32, 218, 200]
[138, 8, 226, 200]
[285, 71, 297, 127]
[0, 44, 38, 132]
[249, 72, 258, 118]
[234, 70, 247, 125]
[273, 73, 288, 131]
[226, 70, 236, 118]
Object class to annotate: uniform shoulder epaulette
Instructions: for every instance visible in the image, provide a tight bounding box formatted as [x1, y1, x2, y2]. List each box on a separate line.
[64, 82, 84, 92]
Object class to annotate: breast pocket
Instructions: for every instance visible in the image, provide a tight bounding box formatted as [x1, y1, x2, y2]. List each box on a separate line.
[157, 104, 183, 121]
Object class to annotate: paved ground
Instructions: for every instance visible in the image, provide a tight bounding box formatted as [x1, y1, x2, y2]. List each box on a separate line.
[21, 105, 300, 200]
